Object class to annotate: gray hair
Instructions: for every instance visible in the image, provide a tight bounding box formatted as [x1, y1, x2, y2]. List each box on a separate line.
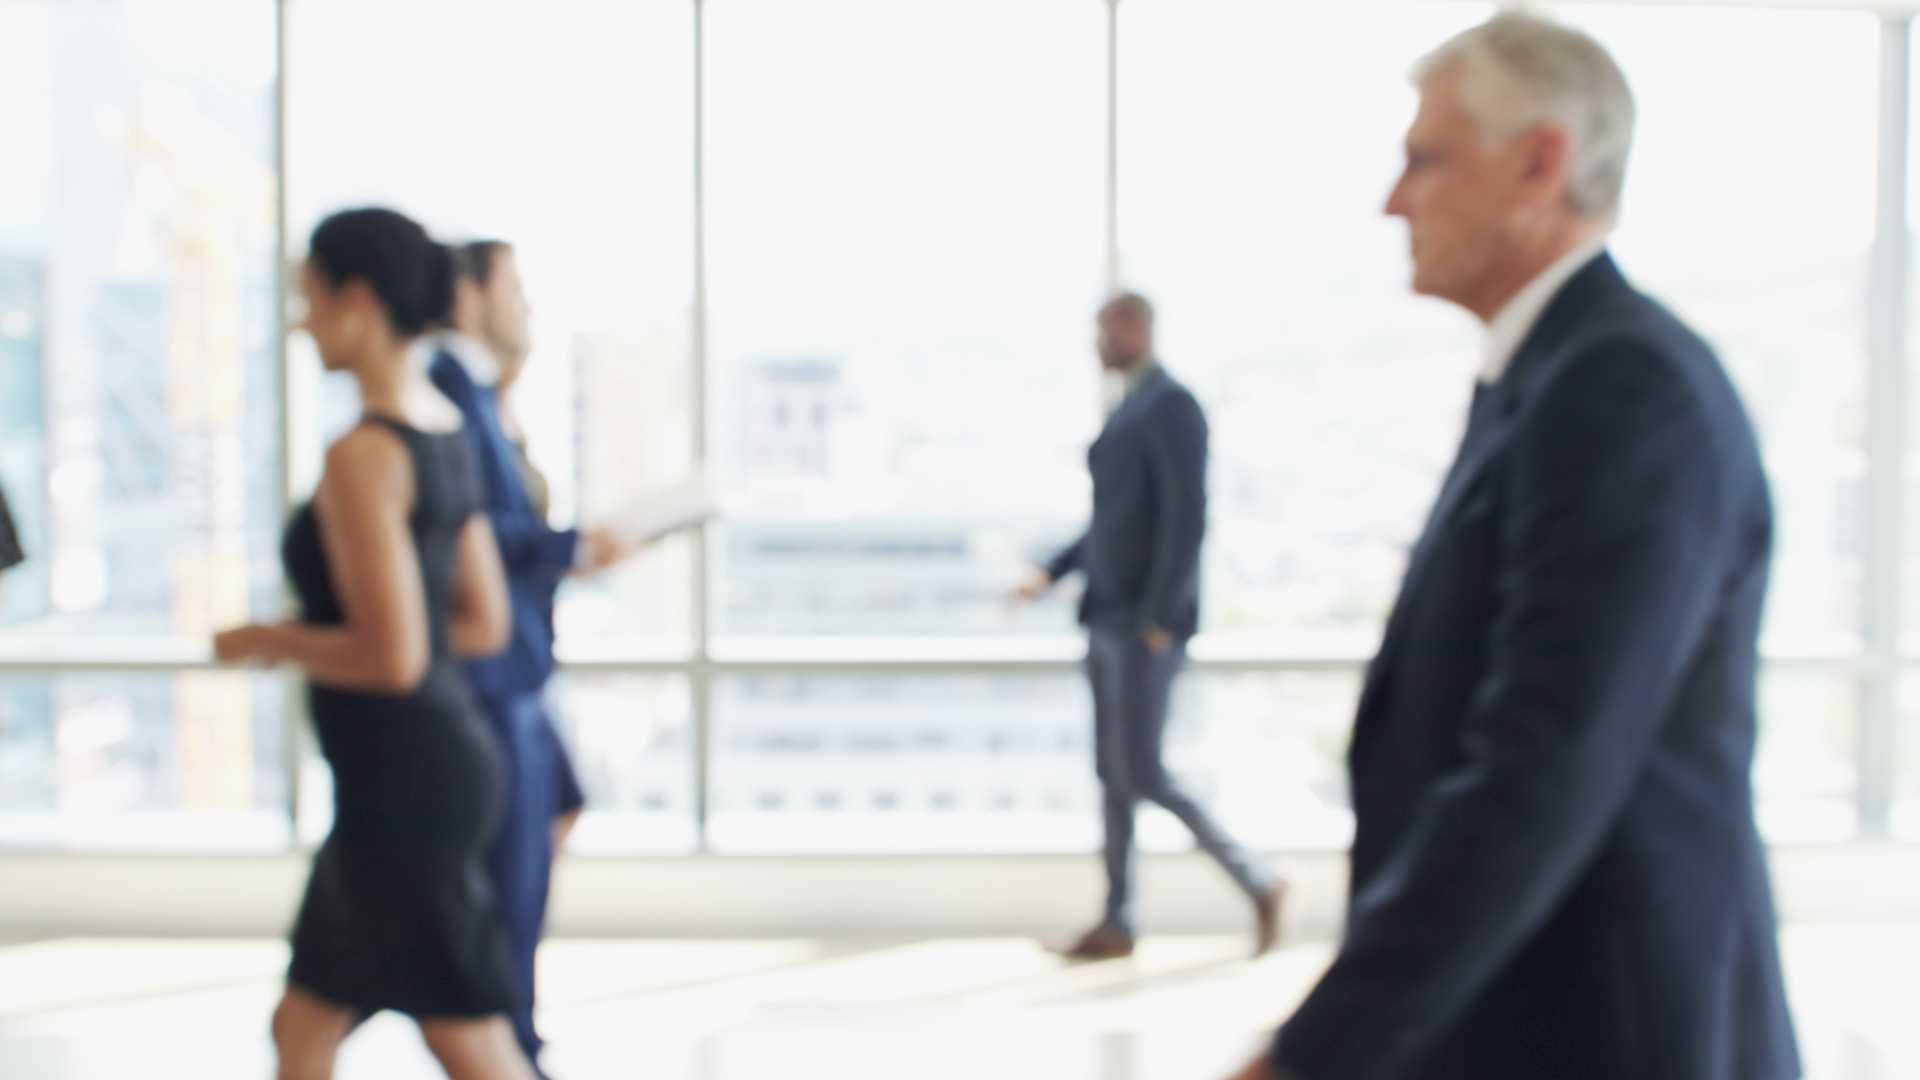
[1415, 13, 1637, 221]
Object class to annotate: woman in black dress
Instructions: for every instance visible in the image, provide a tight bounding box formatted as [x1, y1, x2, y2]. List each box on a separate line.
[215, 208, 530, 1080]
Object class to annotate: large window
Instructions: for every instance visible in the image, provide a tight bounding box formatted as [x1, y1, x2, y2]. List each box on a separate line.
[705, 0, 1107, 642]
[1900, 675, 1920, 838]
[709, 672, 1095, 852]
[285, 0, 698, 654]
[1555, 5, 1878, 659]
[0, 672, 289, 850]
[550, 674, 696, 852]
[1542, 5, 1881, 846]
[0, 0, 281, 636]
[1756, 671, 1863, 844]
[0, 0, 283, 841]
[1118, 1, 1490, 654]
[3, 0, 1917, 855]
[283, 0, 700, 843]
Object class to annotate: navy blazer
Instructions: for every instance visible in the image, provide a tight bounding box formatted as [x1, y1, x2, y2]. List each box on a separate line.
[429, 350, 577, 705]
[1273, 256, 1799, 1080]
[1047, 366, 1207, 638]
[0, 483, 22, 573]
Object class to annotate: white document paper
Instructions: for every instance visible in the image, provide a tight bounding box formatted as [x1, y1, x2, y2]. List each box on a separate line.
[608, 472, 722, 545]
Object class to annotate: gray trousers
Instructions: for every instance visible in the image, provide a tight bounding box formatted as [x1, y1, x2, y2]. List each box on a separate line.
[1087, 624, 1271, 934]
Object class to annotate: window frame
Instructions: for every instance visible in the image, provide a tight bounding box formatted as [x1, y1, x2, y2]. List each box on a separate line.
[5, 0, 1916, 854]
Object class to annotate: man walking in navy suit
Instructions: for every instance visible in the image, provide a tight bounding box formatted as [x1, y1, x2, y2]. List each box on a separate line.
[1019, 293, 1286, 962]
[430, 240, 636, 1077]
[1235, 13, 1799, 1080]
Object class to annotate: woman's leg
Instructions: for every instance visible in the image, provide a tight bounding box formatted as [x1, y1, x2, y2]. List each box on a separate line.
[271, 985, 355, 1080]
[419, 1015, 538, 1080]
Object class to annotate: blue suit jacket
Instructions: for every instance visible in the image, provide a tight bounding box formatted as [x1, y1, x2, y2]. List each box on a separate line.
[1047, 366, 1207, 638]
[429, 350, 576, 705]
[1273, 256, 1800, 1080]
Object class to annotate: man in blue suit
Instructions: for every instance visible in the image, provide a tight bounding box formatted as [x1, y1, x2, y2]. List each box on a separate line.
[431, 240, 635, 1076]
[1235, 14, 1799, 1080]
[1020, 293, 1286, 961]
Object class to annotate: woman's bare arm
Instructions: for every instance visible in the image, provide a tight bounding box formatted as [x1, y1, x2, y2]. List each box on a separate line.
[448, 514, 510, 659]
[216, 426, 431, 693]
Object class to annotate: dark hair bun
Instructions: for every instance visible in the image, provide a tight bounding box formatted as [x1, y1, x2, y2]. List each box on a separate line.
[307, 208, 450, 338]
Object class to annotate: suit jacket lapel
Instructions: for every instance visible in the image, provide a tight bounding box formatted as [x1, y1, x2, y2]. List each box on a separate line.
[1353, 384, 1512, 724]
[431, 350, 535, 520]
[1413, 255, 1623, 549]
[1355, 254, 1628, 725]
[1408, 386, 1510, 565]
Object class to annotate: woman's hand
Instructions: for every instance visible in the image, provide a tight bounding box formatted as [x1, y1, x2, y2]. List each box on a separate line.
[213, 623, 285, 667]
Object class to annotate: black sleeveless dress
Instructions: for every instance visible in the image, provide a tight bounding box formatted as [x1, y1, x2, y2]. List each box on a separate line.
[282, 416, 518, 1019]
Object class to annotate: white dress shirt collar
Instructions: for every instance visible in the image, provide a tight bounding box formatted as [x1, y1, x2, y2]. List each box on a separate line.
[1480, 235, 1610, 386]
[1124, 358, 1162, 398]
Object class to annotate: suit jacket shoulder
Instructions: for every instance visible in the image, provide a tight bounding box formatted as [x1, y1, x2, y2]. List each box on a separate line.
[1506, 261, 1753, 450]
[1135, 370, 1207, 430]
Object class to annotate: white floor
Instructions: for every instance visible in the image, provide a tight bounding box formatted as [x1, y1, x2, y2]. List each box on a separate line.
[0, 925, 1911, 1078]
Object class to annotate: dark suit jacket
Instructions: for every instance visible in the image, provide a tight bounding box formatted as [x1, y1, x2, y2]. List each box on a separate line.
[1047, 365, 1207, 638]
[1272, 255, 1800, 1080]
[0, 483, 22, 573]
[430, 350, 576, 705]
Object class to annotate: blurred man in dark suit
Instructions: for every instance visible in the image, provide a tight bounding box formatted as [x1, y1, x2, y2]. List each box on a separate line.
[1019, 293, 1285, 962]
[1235, 13, 1799, 1080]
[429, 240, 637, 1077]
[0, 485, 21, 578]
[0, 482, 23, 605]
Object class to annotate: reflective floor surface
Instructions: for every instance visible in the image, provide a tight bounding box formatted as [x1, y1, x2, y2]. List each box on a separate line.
[0, 924, 1911, 1078]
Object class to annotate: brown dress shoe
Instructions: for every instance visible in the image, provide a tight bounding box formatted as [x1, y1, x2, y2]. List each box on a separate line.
[1056, 924, 1137, 961]
[1254, 881, 1289, 957]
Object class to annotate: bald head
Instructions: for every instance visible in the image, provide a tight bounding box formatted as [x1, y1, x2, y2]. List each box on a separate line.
[1098, 292, 1156, 373]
